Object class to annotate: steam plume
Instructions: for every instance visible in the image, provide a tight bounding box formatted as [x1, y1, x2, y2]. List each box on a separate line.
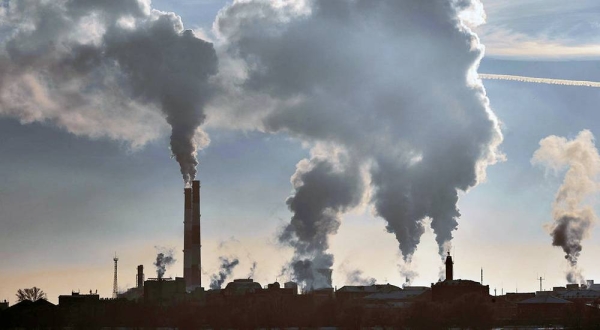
[215, 0, 503, 274]
[346, 269, 376, 286]
[0, 0, 217, 184]
[209, 257, 239, 290]
[480, 74, 600, 88]
[532, 130, 600, 283]
[154, 247, 176, 279]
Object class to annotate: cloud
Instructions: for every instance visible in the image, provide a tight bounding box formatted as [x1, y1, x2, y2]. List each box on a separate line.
[476, 28, 600, 59]
[475, 0, 600, 59]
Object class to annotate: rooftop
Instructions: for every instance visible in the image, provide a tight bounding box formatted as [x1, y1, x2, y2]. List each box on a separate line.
[433, 279, 482, 286]
[518, 295, 573, 304]
[558, 289, 600, 299]
[364, 288, 428, 301]
[337, 284, 401, 293]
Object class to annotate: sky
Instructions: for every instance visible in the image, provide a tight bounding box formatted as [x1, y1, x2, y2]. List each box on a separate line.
[1, 0, 600, 303]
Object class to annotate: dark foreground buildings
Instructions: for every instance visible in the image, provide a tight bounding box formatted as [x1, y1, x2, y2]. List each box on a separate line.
[2, 256, 599, 328]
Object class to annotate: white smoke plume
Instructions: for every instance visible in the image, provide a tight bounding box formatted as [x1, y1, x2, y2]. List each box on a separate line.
[399, 262, 419, 285]
[214, 0, 503, 277]
[532, 130, 600, 284]
[480, 74, 600, 88]
[345, 269, 376, 286]
[0, 0, 217, 184]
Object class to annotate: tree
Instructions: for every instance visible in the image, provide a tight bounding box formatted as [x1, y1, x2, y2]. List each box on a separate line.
[16, 287, 47, 302]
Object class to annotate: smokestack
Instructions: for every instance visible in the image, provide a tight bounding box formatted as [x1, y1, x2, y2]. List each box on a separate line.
[445, 252, 453, 281]
[183, 187, 193, 288]
[137, 265, 144, 288]
[191, 181, 201, 288]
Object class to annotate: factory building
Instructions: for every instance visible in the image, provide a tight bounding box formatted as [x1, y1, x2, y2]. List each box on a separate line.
[516, 293, 574, 322]
[118, 265, 145, 301]
[144, 277, 187, 303]
[336, 284, 401, 305]
[223, 279, 262, 296]
[59, 291, 100, 307]
[431, 252, 489, 302]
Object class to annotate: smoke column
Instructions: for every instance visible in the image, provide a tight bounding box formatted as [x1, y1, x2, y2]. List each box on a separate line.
[480, 74, 600, 88]
[154, 248, 176, 279]
[247, 261, 257, 279]
[278, 154, 364, 288]
[532, 130, 600, 283]
[210, 257, 239, 290]
[0, 0, 217, 185]
[214, 0, 503, 279]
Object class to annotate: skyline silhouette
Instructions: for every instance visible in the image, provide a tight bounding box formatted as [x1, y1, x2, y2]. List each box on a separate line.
[1, 0, 600, 318]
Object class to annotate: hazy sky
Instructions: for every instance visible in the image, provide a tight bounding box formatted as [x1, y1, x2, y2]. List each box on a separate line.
[1, 0, 600, 303]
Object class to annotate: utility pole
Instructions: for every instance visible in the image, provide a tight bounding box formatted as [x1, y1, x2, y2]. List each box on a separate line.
[537, 275, 545, 292]
[113, 253, 119, 299]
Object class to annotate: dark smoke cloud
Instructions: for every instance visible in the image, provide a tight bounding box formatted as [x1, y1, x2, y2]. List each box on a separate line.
[210, 257, 239, 290]
[291, 259, 314, 288]
[214, 0, 502, 274]
[247, 261, 257, 279]
[154, 247, 176, 279]
[532, 130, 600, 283]
[278, 154, 364, 288]
[0, 0, 217, 184]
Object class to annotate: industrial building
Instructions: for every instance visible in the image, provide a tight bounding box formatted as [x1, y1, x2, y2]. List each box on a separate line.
[4, 183, 600, 329]
[516, 293, 574, 322]
[144, 277, 187, 304]
[336, 284, 402, 305]
[431, 252, 489, 302]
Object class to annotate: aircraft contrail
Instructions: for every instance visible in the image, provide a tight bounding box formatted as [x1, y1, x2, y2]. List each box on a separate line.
[480, 73, 600, 88]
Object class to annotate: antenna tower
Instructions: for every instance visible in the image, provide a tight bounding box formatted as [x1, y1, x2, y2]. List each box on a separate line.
[112, 253, 119, 298]
[537, 275, 545, 292]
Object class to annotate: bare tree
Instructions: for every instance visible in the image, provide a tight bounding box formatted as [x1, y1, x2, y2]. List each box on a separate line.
[16, 287, 47, 302]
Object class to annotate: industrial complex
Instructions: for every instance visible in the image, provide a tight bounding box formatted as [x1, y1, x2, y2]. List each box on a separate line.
[1, 182, 599, 328]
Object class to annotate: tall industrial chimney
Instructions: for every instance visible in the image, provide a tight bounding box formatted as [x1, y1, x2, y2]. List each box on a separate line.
[137, 265, 144, 288]
[112, 254, 119, 298]
[191, 180, 201, 288]
[445, 252, 453, 281]
[184, 181, 201, 289]
[183, 187, 192, 287]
